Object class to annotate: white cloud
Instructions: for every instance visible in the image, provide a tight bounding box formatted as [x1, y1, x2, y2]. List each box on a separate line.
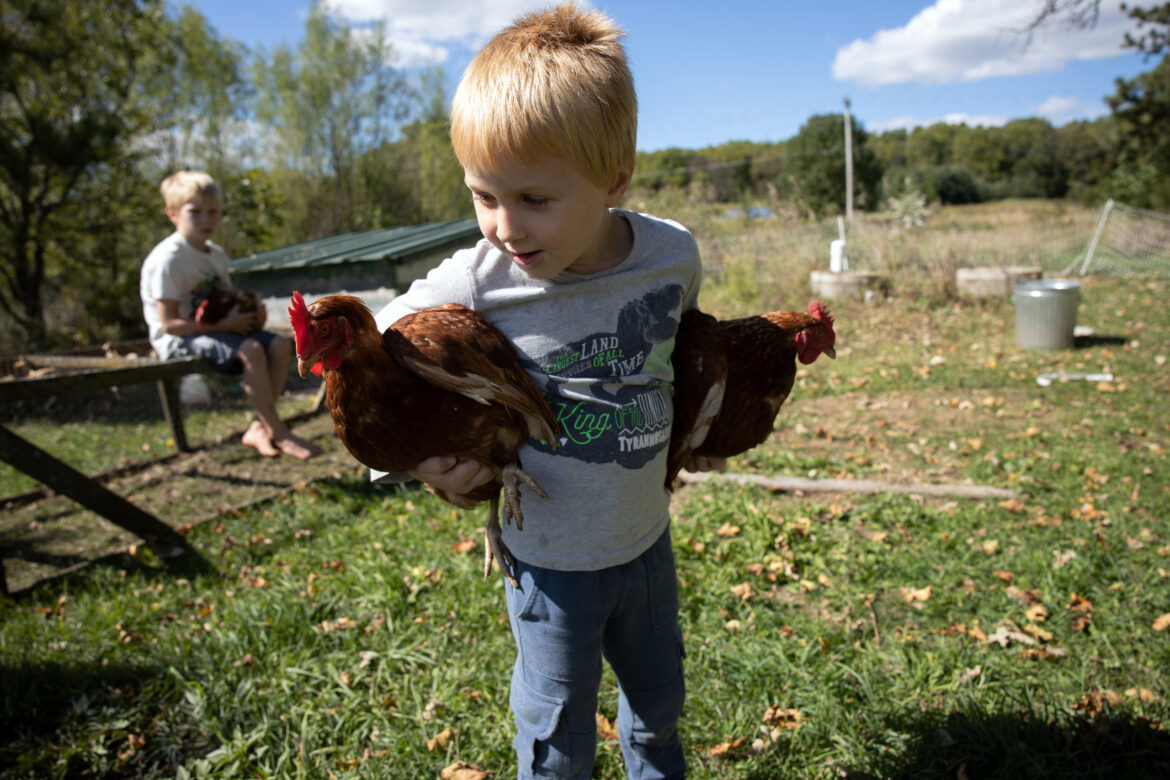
[1034, 95, 1108, 123]
[833, 0, 1134, 86]
[322, 0, 557, 67]
[868, 112, 1009, 133]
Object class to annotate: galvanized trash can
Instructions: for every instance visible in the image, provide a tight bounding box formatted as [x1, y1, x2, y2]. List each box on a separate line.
[1013, 279, 1081, 350]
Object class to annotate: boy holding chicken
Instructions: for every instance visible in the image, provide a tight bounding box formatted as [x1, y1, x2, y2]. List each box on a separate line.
[140, 170, 321, 460]
[373, 4, 723, 777]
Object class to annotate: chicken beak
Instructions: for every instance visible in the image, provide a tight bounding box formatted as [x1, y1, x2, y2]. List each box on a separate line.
[296, 348, 326, 377]
[824, 345, 837, 359]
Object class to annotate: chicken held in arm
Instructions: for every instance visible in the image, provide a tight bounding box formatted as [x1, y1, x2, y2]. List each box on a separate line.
[288, 292, 560, 584]
[666, 301, 837, 487]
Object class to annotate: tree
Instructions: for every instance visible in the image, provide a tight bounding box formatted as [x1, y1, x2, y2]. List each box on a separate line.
[998, 118, 1069, 198]
[1028, 1, 1170, 206]
[1107, 54, 1170, 207]
[1028, 1, 1168, 56]
[785, 113, 882, 217]
[142, 5, 252, 179]
[392, 67, 469, 224]
[0, 0, 169, 348]
[951, 126, 1007, 182]
[253, 2, 411, 238]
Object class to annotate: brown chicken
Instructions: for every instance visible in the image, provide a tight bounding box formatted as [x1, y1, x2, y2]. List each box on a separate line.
[666, 301, 837, 487]
[190, 278, 259, 326]
[288, 292, 560, 584]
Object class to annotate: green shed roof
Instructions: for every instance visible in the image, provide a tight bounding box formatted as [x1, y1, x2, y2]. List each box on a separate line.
[230, 219, 480, 274]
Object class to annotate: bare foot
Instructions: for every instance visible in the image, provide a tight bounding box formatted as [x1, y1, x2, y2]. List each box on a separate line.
[273, 432, 323, 461]
[242, 421, 280, 457]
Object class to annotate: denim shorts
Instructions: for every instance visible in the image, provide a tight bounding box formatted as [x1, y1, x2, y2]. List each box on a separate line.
[505, 526, 686, 780]
[176, 329, 280, 375]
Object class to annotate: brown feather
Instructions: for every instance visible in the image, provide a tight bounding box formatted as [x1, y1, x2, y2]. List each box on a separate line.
[666, 308, 834, 487]
[300, 296, 560, 508]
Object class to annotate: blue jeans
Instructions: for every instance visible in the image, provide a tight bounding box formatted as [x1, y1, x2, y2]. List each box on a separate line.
[177, 329, 280, 374]
[505, 527, 686, 780]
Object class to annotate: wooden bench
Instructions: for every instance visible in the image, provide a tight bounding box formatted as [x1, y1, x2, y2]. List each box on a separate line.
[0, 347, 214, 593]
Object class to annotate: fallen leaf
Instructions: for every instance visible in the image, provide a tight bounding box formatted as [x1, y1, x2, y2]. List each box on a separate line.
[1067, 593, 1094, 613]
[1074, 688, 1123, 714]
[708, 736, 748, 756]
[981, 539, 1001, 555]
[596, 712, 619, 742]
[1025, 604, 1049, 623]
[427, 727, 455, 752]
[762, 705, 803, 730]
[956, 666, 982, 684]
[716, 523, 741, 538]
[986, 625, 1037, 648]
[1020, 645, 1067, 661]
[730, 583, 754, 601]
[1126, 688, 1158, 702]
[440, 762, 491, 780]
[452, 537, 477, 554]
[1153, 613, 1170, 632]
[1023, 623, 1053, 642]
[900, 585, 933, 603]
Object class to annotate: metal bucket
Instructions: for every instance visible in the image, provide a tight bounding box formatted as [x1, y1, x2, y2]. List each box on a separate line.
[1013, 279, 1081, 350]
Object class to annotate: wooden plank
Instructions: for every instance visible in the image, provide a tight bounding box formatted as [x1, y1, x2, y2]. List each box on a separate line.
[0, 356, 210, 402]
[0, 424, 210, 581]
[677, 470, 1021, 500]
[22, 355, 156, 370]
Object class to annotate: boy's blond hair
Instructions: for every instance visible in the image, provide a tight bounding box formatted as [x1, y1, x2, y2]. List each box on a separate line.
[160, 170, 221, 210]
[450, 2, 636, 189]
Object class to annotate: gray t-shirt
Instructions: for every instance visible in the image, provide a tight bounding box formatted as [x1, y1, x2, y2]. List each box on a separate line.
[374, 209, 701, 571]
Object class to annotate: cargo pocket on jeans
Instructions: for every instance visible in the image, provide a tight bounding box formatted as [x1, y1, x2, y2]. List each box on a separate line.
[511, 677, 569, 775]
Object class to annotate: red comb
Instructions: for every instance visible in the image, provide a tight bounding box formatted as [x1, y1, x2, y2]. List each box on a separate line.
[809, 300, 833, 326]
[288, 291, 310, 351]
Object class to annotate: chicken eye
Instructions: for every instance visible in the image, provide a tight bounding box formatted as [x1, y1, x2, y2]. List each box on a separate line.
[319, 322, 332, 337]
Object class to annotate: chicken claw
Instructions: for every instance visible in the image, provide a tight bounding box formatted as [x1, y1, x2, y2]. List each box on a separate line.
[484, 495, 519, 587]
[500, 462, 549, 532]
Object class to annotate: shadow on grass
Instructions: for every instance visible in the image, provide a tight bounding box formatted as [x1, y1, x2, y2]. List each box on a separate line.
[0, 659, 213, 777]
[1075, 333, 1128, 348]
[831, 706, 1170, 780]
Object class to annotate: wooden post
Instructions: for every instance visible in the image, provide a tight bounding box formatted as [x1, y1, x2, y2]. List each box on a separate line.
[157, 377, 190, 452]
[0, 424, 210, 581]
[843, 96, 854, 221]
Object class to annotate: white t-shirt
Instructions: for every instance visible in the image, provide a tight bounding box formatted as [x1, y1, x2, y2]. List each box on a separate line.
[140, 232, 231, 358]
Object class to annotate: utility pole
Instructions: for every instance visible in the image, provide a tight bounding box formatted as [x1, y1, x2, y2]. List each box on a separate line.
[843, 96, 854, 221]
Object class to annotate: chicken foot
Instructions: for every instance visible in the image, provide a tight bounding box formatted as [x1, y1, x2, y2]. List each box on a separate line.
[500, 462, 549, 532]
[484, 494, 519, 587]
[483, 463, 550, 587]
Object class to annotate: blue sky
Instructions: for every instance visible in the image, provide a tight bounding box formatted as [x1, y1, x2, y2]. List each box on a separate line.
[189, 0, 1152, 152]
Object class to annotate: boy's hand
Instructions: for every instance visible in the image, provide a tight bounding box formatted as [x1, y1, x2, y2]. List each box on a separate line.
[684, 455, 727, 473]
[409, 455, 494, 494]
[220, 305, 257, 335]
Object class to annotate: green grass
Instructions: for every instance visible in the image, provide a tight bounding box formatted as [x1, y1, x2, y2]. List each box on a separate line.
[2, 204, 1169, 778]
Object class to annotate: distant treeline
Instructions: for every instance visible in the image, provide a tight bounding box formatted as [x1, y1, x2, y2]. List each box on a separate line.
[632, 110, 1156, 217]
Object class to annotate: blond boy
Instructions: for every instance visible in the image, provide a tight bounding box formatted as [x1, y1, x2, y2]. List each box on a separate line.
[376, 5, 701, 776]
[140, 171, 320, 460]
